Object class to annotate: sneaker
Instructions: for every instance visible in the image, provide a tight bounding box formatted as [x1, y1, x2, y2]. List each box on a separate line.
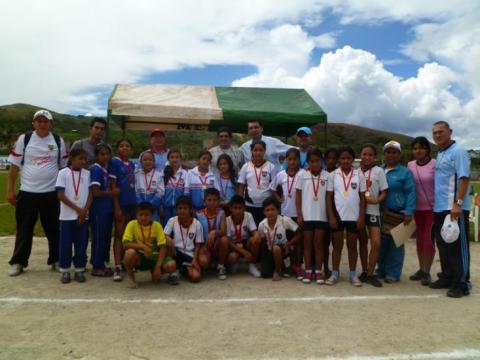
[217, 265, 227, 280]
[60, 272, 71, 284]
[446, 287, 470, 298]
[50, 262, 60, 272]
[421, 273, 431, 286]
[74, 271, 86, 283]
[113, 267, 123, 282]
[384, 277, 399, 284]
[248, 264, 261, 278]
[103, 267, 114, 277]
[91, 268, 109, 277]
[325, 275, 338, 286]
[8, 264, 23, 276]
[409, 269, 424, 281]
[429, 278, 451, 289]
[315, 272, 325, 285]
[302, 271, 313, 284]
[359, 271, 368, 283]
[167, 273, 179, 285]
[365, 275, 383, 288]
[296, 268, 305, 281]
[350, 275, 362, 287]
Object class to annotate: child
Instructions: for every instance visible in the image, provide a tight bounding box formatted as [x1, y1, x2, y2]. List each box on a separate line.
[136, 151, 164, 222]
[258, 197, 300, 281]
[55, 148, 93, 283]
[326, 146, 366, 286]
[110, 138, 136, 281]
[161, 150, 187, 226]
[237, 140, 275, 225]
[358, 144, 388, 287]
[90, 144, 119, 277]
[123, 202, 177, 288]
[323, 147, 338, 279]
[184, 150, 219, 211]
[164, 196, 206, 283]
[197, 188, 225, 278]
[324, 148, 338, 173]
[295, 149, 329, 284]
[216, 154, 237, 207]
[221, 195, 262, 278]
[271, 148, 302, 277]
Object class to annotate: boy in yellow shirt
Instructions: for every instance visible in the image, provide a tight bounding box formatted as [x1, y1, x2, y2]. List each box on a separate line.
[123, 202, 177, 288]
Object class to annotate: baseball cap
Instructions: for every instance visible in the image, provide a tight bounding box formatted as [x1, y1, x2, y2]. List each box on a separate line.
[383, 140, 401, 152]
[151, 128, 166, 136]
[441, 214, 459, 244]
[296, 127, 312, 136]
[33, 110, 53, 122]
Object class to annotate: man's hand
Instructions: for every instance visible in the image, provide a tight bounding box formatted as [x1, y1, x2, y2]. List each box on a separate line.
[329, 217, 338, 230]
[151, 265, 162, 282]
[403, 215, 413, 226]
[143, 245, 153, 259]
[450, 203, 461, 221]
[7, 190, 16, 206]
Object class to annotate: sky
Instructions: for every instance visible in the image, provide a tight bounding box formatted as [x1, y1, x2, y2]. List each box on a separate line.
[1, 0, 479, 148]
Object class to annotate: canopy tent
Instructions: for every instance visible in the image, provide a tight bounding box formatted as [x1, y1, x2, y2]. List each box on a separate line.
[107, 84, 327, 138]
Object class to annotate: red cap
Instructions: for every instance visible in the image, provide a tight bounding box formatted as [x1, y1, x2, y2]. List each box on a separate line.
[151, 128, 166, 136]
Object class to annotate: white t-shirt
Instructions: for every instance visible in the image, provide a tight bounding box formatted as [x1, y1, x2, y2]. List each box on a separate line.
[270, 169, 300, 217]
[164, 217, 204, 257]
[226, 212, 257, 242]
[55, 167, 91, 221]
[238, 161, 275, 207]
[295, 169, 329, 222]
[327, 168, 366, 221]
[8, 132, 68, 193]
[360, 166, 388, 216]
[258, 215, 298, 250]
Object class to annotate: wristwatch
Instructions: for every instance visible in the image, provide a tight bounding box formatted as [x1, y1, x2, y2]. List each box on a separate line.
[455, 199, 464, 206]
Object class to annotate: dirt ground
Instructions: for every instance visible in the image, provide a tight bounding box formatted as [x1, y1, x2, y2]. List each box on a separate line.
[0, 237, 479, 360]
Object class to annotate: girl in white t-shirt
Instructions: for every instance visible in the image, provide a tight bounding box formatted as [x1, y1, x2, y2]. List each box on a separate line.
[358, 144, 388, 287]
[326, 146, 366, 286]
[296, 149, 329, 284]
[237, 140, 275, 225]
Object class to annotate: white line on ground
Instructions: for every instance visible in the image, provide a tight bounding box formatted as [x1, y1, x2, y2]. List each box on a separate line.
[0, 293, 477, 305]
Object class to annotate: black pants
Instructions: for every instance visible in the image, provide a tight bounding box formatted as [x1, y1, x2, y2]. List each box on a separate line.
[434, 210, 471, 291]
[9, 191, 59, 267]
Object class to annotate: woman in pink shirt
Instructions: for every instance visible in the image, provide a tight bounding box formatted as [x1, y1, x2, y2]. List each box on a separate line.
[407, 137, 436, 285]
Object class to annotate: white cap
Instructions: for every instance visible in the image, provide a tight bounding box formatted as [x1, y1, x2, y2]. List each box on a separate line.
[383, 140, 401, 152]
[33, 110, 53, 121]
[441, 214, 459, 244]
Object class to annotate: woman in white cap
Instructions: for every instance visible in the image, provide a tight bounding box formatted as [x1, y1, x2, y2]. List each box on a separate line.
[376, 141, 416, 283]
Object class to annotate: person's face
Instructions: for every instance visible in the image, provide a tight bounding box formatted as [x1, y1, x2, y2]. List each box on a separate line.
[325, 153, 337, 170]
[204, 195, 220, 211]
[360, 147, 376, 167]
[248, 122, 263, 138]
[263, 204, 279, 221]
[176, 204, 191, 219]
[70, 154, 86, 169]
[432, 124, 452, 147]
[286, 152, 300, 170]
[96, 147, 111, 166]
[198, 155, 211, 170]
[32, 117, 51, 135]
[384, 148, 401, 166]
[168, 152, 182, 168]
[230, 203, 245, 218]
[218, 158, 230, 175]
[117, 140, 132, 159]
[296, 133, 311, 147]
[90, 121, 105, 142]
[308, 155, 322, 173]
[218, 131, 231, 147]
[137, 209, 153, 226]
[150, 133, 166, 149]
[251, 144, 266, 161]
[141, 153, 154, 172]
[339, 151, 354, 170]
[412, 143, 429, 162]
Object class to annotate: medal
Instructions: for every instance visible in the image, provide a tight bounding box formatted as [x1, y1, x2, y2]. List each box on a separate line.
[198, 173, 208, 191]
[140, 223, 152, 247]
[365, 191, 371, 197]
[313, 196, 318, 201]
[343, 191, 349, 197]
[74, 195, 80, 201]
[266, 223, 278, 250]
[256, 184, 261, 189]
[341, 169, 354, 197]
[202, 185, 207, 190]
[288, 194, 292, 198]
[253, 161, 265, 191]
[311, 171, 321, 201]
[232, 216, 244, 242]
[361, 167, 372, 198]
[70, 167, 82, 202]
[178, 220, 193, 251]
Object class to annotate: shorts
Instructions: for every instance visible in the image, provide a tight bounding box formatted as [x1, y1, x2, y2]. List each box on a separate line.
[137, 252, 173, 270]
[303, 221, 328, 231]
[121, 204, 137, 219]
[365, 214, 381, 227]
[173, 249, 194, 270]
[333, 220, 358, 234]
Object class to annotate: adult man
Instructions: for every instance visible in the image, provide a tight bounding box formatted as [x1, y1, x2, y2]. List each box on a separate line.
[145, 128, 169, 172]
[430, 121, 471, 298]
[70, 117, 106, 168]
[209, 127, 244, 175]
[6, 110, 68, 276]
[240, 120, 293, 173]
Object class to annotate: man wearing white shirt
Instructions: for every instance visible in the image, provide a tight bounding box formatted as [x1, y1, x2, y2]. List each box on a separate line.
[6, 110, 68, 276]
[240, 120, 293, 173]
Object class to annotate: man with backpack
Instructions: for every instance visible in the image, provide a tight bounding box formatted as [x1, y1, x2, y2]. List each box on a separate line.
[6, 110, 68, 276]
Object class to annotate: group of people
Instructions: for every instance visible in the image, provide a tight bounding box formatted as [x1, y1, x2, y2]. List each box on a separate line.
[6, 110, 472, 297]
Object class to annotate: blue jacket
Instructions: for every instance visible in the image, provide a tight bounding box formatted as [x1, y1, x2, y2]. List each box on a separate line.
[382, 164, 416, 216]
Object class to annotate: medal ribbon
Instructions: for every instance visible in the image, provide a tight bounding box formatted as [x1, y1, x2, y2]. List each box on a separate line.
[253, 162, 265, 189]
[287, 170, 297, 197]
[144, 169, 156, 193]
[70, 167, 82, 199]
[232, 216, 244, 242]
[311, 172, 321, 198]
[140, 224, 152, 247]
[361, 168, 372, 192]
[266, 224, 278, 249]
[342, 169, 354, 194]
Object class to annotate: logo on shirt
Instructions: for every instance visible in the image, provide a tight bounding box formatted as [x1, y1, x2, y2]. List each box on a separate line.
[351, 182, 358, 190]
[188, 232, 195, 239]
[276, 234, 282, 240]
[262, 171, 267, 177]
[243, 225, 249, 232]
[321, 179, 326, 186]
[48, 144, 54, 151]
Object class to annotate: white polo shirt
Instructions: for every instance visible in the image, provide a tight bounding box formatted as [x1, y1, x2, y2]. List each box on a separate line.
[258, 215, 298, 250]
[226, 212, 257, 242]
[327, 168, 366, 221]
[295, 169, 329, 222]
[8, 132, 68, 193]
[360, 166, 389, 216]
[55, 168, 91, 221]
[164, 217, 204, 257]
[238, 161, 275, 207]
[270, 169, 300, 218]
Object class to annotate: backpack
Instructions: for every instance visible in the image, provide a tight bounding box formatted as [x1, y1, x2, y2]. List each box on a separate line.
[21, 131, 62, 166]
